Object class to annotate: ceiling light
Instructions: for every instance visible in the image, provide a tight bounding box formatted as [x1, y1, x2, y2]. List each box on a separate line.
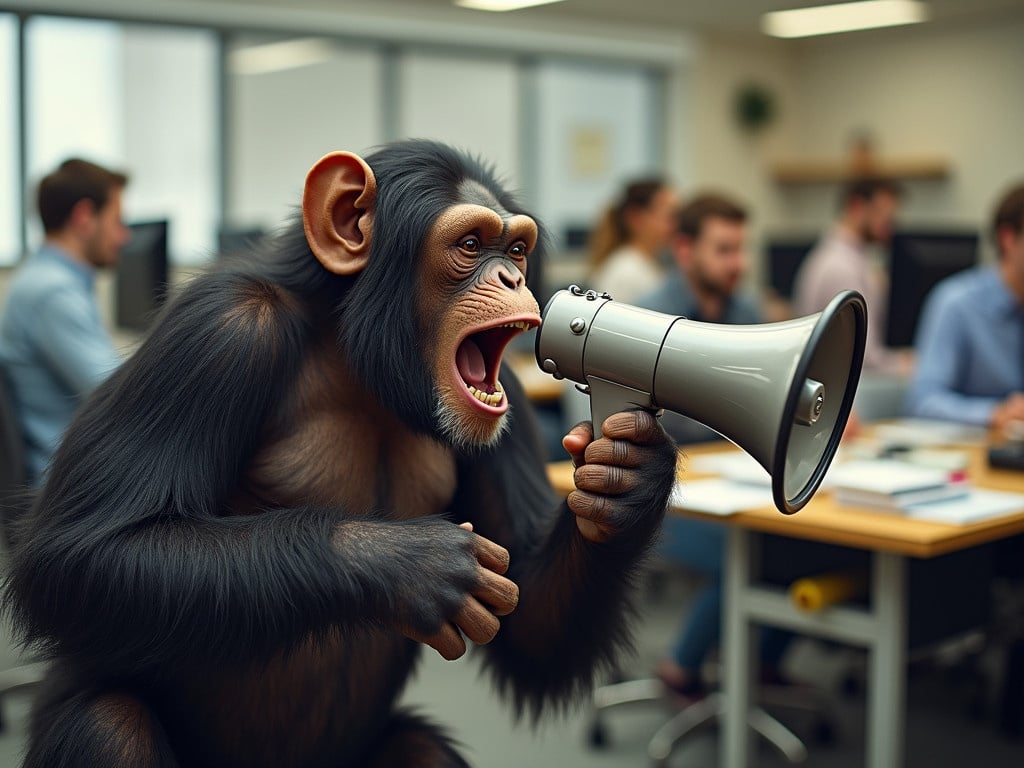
[455, 0, 566, 11]
[762, 0, 930, 39]
[229, 37, 335, 76]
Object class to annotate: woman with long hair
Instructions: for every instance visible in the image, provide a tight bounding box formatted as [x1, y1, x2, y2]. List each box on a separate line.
[587, 177, 679, 302]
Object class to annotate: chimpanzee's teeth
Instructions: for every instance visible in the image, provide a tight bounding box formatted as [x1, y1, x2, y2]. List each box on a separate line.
[500, 321, 533, 331]
[467, 384, 504, 406]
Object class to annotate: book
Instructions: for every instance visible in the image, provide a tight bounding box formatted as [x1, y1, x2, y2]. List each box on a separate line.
[828, 459, 967, 512]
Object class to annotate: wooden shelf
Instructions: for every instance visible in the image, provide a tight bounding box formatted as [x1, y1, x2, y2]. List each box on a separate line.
[771, 157, 950, 184]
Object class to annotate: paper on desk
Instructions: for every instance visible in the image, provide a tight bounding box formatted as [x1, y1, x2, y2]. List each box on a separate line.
[669, 478, 775, 516]
[904, 489, 1024, 525]
[688, 452, 770, 487]
[872, 419, 987, 448]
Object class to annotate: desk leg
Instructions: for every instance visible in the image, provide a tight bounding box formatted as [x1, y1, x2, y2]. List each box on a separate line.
[723, 526, 754, 768]
[867, 551, 907, 768]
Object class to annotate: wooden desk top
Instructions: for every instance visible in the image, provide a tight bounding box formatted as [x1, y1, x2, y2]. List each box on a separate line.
[547, 441, 1024, 559]
[507, 352, 567, 403]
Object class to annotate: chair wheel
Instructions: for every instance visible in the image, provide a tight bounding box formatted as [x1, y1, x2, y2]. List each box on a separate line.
[587, 719, 609, 749]
[812, 718, 836, 745]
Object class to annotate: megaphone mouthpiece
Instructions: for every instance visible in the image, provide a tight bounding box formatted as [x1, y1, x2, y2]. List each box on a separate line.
[535, 286, 867, 514]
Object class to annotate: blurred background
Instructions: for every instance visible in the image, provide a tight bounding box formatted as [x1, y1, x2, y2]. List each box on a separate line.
[2, 2, 1024, 767]
[1, 0, 1021, 304]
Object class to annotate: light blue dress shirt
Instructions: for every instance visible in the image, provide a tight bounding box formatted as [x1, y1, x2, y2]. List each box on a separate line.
[906, 265, 1024, 426]
[0, 244, 122, 482]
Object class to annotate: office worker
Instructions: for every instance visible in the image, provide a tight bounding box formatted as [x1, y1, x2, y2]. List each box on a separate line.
[794, 177, 910, 374]
[0, 158, 128, 483]
[587, 177, 679, 303]
[907, 182, 1024, 431]
[635, 194, 790, 701]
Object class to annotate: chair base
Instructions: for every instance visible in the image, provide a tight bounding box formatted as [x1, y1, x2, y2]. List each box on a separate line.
[587, 676, 835, 766]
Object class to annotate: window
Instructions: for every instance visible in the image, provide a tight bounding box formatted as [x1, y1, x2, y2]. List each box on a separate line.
[0, 14, 18, 265]
[397, 51, 520, 190]
[226, 34, 383, 230]
[533, 60, 661, 250]
[25, 16, 218, 264]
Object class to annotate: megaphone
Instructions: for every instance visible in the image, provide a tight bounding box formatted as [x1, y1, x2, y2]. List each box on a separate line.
[535, 286, 867, 514]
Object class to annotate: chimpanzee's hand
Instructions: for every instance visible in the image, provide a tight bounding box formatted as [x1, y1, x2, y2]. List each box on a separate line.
[562, 411, 677, 545]
[337, 518, 519, 660]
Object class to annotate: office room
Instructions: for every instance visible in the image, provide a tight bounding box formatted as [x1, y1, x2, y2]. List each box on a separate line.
[1, 0, 1024, 766]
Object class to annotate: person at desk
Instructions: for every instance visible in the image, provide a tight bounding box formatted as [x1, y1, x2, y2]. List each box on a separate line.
[637, 192, 763, 445]
[793, 177, 910, 375]
[586, 177, 679, 303]
[0, 158, 129, 483]
[907, 182, 1024, 431]
[634, 193, 791, 701]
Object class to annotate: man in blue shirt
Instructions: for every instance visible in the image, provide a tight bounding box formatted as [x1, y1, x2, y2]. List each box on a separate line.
[0, 158, 129, 483]
[907, 183, 1024, 431]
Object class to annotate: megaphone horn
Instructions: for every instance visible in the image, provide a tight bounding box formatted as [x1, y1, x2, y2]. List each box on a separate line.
[535, 286, 867, 514]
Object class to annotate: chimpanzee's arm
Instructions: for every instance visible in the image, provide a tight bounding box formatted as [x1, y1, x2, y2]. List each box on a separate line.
[4, 271, 503, 675]
[455, 372, 676, 718]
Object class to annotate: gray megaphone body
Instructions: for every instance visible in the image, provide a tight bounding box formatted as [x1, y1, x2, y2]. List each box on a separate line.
[534, 286, 867, 514]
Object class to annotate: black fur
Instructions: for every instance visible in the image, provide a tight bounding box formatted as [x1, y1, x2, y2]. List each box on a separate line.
[3, 139, 673, 767]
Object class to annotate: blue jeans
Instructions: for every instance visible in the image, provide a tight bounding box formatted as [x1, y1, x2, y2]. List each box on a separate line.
[660, 516, 791, 672]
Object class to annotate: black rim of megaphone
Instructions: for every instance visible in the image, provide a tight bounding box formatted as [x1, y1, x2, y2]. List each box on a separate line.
[772, 290, 867, 515]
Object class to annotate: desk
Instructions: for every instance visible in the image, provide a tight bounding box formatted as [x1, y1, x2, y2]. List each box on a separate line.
[507, 352, 567, 403]
[548, 442, 1024, 768]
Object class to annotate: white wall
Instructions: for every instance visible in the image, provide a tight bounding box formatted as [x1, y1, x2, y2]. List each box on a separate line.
[683, 34, 803, 287]
[679, 15, 1024, 286]
[781, 16, 1024, 257]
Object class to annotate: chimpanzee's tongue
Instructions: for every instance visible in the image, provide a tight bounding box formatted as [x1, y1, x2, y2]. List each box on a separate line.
[456, 338, 487, 385]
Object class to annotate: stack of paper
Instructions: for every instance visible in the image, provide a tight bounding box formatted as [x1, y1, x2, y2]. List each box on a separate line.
[828, 459, 968, 512]
[905, 489, 1024, 525]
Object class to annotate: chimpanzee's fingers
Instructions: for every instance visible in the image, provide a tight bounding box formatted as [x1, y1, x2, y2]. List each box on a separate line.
[567, 489, 612, 531]
[471, 534, 510, 575]
[452, 596, 501, 646]
[562, 421, 594, 468]
[473, 568, 519, 616]
[410, 623, 467, 661]
[583, 437, 648, 469]
[599, 411, 670, 446]
[573, 462, 638, 496]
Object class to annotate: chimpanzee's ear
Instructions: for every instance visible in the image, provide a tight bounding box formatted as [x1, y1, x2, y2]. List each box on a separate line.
[302, 151, 377, 275]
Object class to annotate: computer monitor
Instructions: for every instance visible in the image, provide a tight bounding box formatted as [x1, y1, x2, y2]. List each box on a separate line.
[217, 226, 266, 259]
[115, 220, 169, 332]
[765, 237, 817, 300]
[885, 230, 979, 348]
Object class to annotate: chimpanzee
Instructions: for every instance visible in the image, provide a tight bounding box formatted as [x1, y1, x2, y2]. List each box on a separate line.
[4, 140, 676, 767]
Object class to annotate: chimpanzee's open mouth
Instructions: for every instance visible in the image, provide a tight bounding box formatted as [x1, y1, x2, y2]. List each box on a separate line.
[454, 317, 539, 413]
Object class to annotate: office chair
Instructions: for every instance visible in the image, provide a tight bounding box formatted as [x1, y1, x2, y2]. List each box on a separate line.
[0, 371, 46, 732]
[585, 555, 837, 767]
[587, 661, 836, 766]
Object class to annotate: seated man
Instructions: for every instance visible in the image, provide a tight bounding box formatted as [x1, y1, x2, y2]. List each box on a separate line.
[637, 192, 762, 444]
[907, 182, 1024, 431]
[0, 158, 129, 483]
[635, 193, 791, 700]
[794, 177, 911, 375]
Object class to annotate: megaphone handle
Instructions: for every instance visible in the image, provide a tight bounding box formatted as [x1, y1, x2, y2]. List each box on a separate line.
[586, 376, 658, 436]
